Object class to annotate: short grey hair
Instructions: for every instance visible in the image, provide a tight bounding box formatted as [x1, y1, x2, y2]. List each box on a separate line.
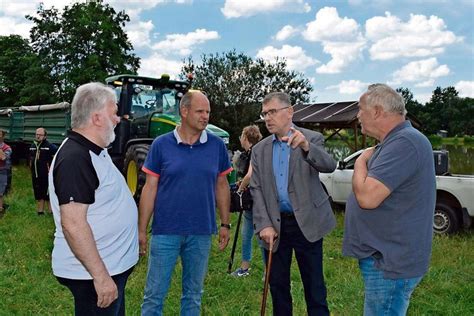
[180, 90, 195, 110]
[263, 92, 291, 107]
[71, 82, 116, 129]
[364, 83, 406, 116]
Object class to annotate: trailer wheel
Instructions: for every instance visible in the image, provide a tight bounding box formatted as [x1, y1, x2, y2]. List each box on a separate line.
[433, 202, 460, 234]
[124, 144, 149, 201]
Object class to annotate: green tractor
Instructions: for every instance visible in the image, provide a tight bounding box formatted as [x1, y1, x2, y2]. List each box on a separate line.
[105, 74, 230, 200]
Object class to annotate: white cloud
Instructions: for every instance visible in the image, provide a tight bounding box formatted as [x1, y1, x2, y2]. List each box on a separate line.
[275, 25, 299, 41]
[256, 45, 319, 72]
[391, 57, 450, 86]
[138, 53, 182, 78]
[455, 81, 474, 98]
[0, 0, 75, 38]
[108, 0, 192, 20]
[0, 0, 188, 39]
[326, 80, 369, 95]
[303, 7, 366, 74]
[152, 29, 219, 56]
[304, 7, 360, 42]
[221, 0, 310, 19]
[0, 0, 75, 17]
[0, 17, 32, 38]
[126, 20, 154, 48]
[316, 41, 365, 74]
[414, 92, 431, 105]
[366, 12, 462, 60]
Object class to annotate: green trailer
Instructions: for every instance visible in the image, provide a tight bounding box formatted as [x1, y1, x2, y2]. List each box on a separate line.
[0, 74, 231, 200]
[0, 103, 71, 162]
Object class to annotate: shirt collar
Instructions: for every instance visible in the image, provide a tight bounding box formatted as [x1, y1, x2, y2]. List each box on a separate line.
[383, 120, 411, 143]
[272, 125, 295, 143]
[67, 130, 103, 155]
[173, 126, 208, 145]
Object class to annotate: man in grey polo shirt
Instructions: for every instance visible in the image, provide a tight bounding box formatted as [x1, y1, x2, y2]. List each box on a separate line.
[343, 84, 436, 316]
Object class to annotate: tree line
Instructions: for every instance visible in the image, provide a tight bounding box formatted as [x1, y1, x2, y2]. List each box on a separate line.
[0, 0, 472, 149]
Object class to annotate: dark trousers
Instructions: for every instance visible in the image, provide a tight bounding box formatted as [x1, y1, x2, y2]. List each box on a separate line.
[57, 267, 134, 316]
[265, 215, 329, 316]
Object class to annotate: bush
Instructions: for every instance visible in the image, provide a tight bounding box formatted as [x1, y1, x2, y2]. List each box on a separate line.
[464, 135, 474, 144]
[428, 135, 442, 146]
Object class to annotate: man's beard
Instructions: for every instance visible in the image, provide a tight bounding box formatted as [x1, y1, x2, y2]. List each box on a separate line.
[104, 118, 116, 146]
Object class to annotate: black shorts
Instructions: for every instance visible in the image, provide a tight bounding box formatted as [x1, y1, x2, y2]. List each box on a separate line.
[32, 176, 49, 200]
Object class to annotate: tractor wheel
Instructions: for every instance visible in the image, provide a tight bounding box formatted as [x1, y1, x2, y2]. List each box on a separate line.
[433, 202, 460, 234]
[124, 144, 149, 201]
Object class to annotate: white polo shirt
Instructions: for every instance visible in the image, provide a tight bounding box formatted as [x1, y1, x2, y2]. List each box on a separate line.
[49, 131, 138, 279]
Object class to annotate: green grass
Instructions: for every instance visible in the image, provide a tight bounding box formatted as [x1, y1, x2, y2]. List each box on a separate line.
[1, 165, 473, 315]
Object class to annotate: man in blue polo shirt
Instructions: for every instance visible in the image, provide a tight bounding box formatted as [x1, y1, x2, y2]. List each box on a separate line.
[343, 84, 436, 315]
[139, 90, 232, 316]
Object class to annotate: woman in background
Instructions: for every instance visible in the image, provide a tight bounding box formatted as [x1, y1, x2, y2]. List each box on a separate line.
[231, 125, 264, 277]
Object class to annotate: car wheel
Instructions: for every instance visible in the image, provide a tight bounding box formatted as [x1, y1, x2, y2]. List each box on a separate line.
[433, 202, 460, 234]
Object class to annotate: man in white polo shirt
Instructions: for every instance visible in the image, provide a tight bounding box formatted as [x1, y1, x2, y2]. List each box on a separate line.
[49, 82, 138, 315]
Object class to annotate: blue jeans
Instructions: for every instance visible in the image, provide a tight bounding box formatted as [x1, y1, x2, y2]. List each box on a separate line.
[241, 210, 265, 263]
[359, 257, 423, 316]
[141, 234, 212, 316]
[56, 266, 134, 316]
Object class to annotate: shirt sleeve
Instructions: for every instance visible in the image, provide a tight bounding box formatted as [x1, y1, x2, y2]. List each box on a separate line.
[368, 138, 419, 193]
[53, 150, 99, 205]
[218, 141, 232, 176]
[143, 138, 162, 176]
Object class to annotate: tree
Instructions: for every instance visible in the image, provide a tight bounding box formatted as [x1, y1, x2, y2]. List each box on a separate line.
[423, 87, 473, 136]
[27, 0, 140, 101]
[0, 35, 51, 108]
[181, 50, 313, 149]
[397, 87, 422, 117]
[396, 87, 431, 133]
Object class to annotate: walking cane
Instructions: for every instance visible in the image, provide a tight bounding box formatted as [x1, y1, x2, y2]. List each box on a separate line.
[260, 241, 274, 316]
[227, 209, 244, 273]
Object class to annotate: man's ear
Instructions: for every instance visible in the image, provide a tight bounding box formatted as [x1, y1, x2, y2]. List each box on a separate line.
[92, 112, 103, 127]
[180, 106, 187, 118]
[373, 104, 384, 119]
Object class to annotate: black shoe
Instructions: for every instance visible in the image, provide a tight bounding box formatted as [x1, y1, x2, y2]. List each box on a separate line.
[37, 211, 45, 215]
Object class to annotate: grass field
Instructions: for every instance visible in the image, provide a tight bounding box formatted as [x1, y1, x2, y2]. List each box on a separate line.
[0, 164, 473, 315]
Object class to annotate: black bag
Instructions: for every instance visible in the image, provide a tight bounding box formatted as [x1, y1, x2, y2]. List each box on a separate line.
[230, 184, 252, 212]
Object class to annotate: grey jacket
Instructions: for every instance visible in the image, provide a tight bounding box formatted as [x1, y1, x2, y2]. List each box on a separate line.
[250, 126, 337, 251]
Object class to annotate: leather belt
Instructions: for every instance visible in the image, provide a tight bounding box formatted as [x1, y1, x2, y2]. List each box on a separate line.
[280, 212, 295, 218]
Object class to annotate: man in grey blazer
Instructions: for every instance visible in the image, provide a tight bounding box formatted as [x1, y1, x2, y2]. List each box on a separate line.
[251, 92, 336, 316]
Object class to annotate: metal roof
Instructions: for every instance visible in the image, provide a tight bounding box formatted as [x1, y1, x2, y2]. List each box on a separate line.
[292, 101, 421, 129]
[292, 101, 359, 126]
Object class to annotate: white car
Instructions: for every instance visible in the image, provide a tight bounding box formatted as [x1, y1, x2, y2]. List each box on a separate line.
[320, 150, 474, 234]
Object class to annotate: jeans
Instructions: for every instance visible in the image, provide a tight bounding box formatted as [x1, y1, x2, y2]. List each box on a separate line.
[141, 234, 212, 316]
[241, 210, 265, 264]
[359, 257, 423, 316]
[56, 266, 134, 316]
[265, 215, 329, 316]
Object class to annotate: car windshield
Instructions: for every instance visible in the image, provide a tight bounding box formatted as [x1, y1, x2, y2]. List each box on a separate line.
[130, 84, 179, 117]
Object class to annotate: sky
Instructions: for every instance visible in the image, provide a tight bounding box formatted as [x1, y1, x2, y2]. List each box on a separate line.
[1, 0, 473, 104]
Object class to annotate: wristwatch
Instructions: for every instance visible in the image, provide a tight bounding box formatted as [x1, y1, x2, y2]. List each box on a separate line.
[220, 223, 231, 229]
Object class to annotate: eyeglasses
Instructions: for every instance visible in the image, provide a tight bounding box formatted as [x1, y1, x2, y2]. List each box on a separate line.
[35, 134, 45, 136]
[260, 106, 291, 120]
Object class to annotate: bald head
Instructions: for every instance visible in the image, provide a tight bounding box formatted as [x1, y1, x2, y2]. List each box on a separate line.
[180, 90, 208, 111]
